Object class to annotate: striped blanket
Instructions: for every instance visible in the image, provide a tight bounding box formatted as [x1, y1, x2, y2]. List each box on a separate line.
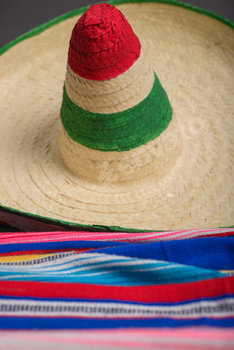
[0, 226, 234, 349]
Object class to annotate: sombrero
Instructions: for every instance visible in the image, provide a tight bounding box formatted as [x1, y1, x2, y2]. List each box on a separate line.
[0, 0, 233, 231]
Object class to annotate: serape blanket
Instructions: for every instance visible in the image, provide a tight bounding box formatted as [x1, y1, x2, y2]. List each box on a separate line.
[0, 226, 234, 348]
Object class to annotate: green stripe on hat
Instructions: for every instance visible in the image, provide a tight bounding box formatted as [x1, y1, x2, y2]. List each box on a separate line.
[60, 73, 172, 152]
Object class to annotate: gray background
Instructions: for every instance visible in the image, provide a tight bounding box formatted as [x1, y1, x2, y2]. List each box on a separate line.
[0, 0, 233, 48]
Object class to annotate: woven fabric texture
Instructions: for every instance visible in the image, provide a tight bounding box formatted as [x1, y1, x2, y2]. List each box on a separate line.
[0, 229, 233, 331]
[1, 328, 234, 349]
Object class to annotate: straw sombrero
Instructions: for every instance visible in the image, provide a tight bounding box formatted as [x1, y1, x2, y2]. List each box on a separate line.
[0, 0, 233, 231]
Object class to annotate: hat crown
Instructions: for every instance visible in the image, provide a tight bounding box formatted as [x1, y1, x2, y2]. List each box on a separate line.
[68, 3, 141, 80]
[79, 3, 120, 38]
[59, 3, 177, 182]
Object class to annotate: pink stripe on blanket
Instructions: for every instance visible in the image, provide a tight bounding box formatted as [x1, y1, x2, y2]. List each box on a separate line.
[0, 328, 233, 349]
[0, 228, 233, 245]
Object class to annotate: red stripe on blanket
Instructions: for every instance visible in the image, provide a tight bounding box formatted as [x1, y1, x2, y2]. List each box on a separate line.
[0, 276, 233, 302]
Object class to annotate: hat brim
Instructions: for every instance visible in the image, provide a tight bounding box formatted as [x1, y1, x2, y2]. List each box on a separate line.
[0, 0, 234, 231]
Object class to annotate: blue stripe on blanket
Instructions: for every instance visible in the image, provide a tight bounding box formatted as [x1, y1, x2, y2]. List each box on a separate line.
[0, 252, 224, 285]
[91, 237, 234, 270]
[0, 241, 127, 253]
[1, 317, 234, 329]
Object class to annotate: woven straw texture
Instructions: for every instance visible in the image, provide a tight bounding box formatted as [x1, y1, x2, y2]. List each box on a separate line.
[65, 51, 154, 114]
[0, 2, 233, 230]
[68, 2, 141, 81]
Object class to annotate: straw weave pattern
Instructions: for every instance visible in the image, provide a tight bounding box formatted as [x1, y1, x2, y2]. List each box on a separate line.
[60, 72, 172, 152]
[68, 3, 141, 80]
[58, 113, 182, 182]
[0, 3, 233, 230]
[65, 51, 154, 114]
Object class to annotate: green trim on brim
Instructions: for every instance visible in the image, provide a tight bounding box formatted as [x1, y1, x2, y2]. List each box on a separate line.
[0, 0, 233, 232]
[61, 74, 172, 152]
[0, 205, 156, 233]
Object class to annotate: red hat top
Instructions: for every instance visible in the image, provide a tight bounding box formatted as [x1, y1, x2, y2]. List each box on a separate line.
[68, 3, 141, 81]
